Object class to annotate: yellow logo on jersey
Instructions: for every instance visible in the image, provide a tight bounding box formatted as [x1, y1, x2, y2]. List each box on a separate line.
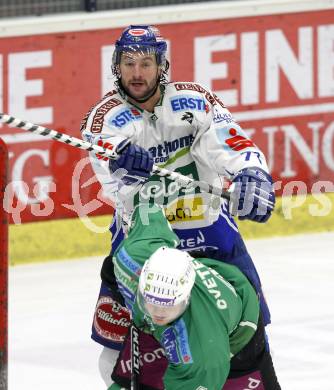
[164, 197, 205, 223]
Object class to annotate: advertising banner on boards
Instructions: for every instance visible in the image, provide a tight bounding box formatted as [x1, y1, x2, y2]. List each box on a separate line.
[0, 7, 333, 222]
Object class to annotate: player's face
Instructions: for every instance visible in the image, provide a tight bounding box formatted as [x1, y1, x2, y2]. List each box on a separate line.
[144, 301, 186, 326]
[119, 52, 160, 100]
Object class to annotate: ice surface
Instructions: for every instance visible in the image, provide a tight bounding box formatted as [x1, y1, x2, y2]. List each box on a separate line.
[9, 232, 334, 389]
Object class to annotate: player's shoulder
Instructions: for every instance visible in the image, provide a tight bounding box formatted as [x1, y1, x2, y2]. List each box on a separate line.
[165, 81, 226, 108]
[80, 90, 126, 134]
[166, 81, 211, 96]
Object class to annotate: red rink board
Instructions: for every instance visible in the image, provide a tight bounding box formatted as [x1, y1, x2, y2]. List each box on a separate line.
[0, 9, 333, 223]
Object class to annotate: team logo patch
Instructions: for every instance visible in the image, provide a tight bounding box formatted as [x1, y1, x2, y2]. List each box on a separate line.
[93, 296, 131, 343]
[225, 128, 255, 151]
[181, 111, 194, 124]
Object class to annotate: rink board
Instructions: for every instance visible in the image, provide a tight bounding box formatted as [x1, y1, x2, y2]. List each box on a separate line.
[0, 0, 333, 223]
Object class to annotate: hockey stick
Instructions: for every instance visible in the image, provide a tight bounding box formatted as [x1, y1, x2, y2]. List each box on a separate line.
[130, 323, 140, 390]
[0, 112, 232, 198]
[0, 113, 275, 208]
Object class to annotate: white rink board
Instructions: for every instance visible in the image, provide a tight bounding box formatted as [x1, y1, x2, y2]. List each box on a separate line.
[9, 232, 334, 389]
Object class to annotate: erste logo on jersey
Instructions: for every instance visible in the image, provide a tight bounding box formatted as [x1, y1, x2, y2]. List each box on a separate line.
[181, 112, 194, 124]
[93, 296, 131, 343]
[108, 107, 142, 128]
[170, 95, 209, 113]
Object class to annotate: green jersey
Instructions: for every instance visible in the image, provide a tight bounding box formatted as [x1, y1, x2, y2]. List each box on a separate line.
[113, 205, 259, 390]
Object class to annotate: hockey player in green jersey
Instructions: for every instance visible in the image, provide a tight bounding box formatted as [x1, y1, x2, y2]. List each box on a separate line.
[108, 204, 280, 390]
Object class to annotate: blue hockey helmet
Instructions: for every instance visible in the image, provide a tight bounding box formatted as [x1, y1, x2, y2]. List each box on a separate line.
[112, 25, 168, 67]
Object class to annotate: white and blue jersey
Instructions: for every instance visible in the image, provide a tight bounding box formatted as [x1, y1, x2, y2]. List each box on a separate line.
[82, 82, 271, 348]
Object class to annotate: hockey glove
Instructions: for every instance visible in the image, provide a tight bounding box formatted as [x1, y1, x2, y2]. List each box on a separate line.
[229, 167, 275, 223]
[109, 139, 154, 185]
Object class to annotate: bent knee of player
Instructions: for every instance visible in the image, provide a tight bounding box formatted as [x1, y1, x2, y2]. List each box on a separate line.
[99, 347, 120, 387]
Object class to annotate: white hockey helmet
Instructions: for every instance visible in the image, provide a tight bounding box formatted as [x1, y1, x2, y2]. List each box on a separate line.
[138, 247, 196, 325]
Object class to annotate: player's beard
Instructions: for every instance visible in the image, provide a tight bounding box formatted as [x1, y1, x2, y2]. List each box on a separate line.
[120, 72, 160, 103]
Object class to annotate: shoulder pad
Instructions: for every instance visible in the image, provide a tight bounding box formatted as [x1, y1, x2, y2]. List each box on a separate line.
[82, 90, 125, 134]
[170, 82, 226, 108]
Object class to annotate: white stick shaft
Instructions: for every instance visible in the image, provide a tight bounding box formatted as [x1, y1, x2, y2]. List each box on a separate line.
[0, 112, 234, 200]
[0, 113, 119, 159]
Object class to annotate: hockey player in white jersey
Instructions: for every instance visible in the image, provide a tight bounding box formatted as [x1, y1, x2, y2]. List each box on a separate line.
[81, 25, 275, 389]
